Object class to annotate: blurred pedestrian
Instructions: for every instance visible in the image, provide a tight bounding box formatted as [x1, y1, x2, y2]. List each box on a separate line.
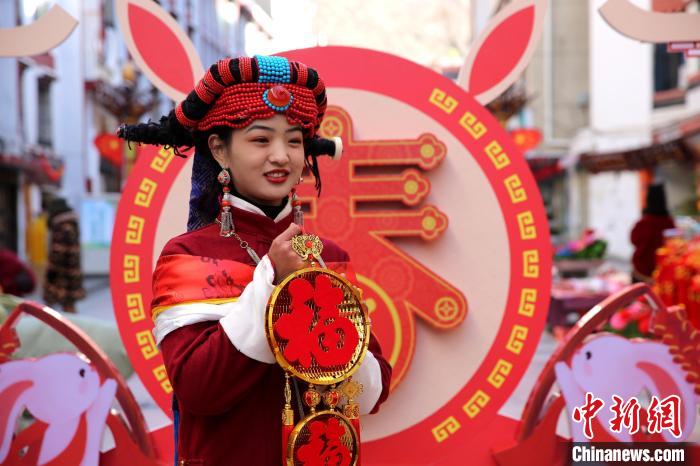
[26, 210, 48, 289]
[630, 184, 675, 283]
[43, 198, 85, 312]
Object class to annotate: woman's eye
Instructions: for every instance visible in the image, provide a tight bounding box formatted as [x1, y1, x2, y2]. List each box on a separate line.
[289, 139, 302, 145]
[253, 137, 268, 143]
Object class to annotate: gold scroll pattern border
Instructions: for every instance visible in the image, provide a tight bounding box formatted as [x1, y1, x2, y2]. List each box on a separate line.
[118, 147, 179, 396]
[428, 88, 544, 444]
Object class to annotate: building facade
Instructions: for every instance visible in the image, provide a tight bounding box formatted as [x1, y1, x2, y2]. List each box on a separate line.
[0, 0, 277, 274]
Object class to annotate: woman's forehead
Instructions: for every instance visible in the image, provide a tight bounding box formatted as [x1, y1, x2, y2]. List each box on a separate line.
[243, 114, 303, 133]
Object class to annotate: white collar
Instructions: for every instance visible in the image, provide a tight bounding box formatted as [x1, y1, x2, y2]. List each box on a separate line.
[231, 195, 292, 223]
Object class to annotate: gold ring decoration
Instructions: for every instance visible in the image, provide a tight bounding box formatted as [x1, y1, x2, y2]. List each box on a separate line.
[266, 267, 370, 385]
[286, 410, 359, 466]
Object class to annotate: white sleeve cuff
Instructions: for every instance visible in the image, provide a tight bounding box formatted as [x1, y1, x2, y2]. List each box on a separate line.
[219, 255, 276, 364]
[354, 351, 383, 415]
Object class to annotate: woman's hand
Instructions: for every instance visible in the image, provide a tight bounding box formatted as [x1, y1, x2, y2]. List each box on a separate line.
[268, 223, 306, 283]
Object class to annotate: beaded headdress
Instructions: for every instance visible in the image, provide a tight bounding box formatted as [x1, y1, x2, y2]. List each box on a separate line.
[176, 55, 327, 138]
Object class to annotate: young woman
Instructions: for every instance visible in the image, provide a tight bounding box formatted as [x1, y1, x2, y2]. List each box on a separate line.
[118, 55, 392, 465]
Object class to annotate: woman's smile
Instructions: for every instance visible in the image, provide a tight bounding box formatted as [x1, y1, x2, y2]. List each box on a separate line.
[264, 169, 290, 184]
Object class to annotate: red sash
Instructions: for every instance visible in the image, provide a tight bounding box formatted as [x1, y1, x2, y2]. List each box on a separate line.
[151, 254, 354, 320]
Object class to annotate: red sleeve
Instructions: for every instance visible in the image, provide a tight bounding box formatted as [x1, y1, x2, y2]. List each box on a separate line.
[160, 321, 272, 416]
[367, 333, 392, 414]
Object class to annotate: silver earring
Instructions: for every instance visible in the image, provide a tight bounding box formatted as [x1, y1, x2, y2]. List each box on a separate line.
[218, 169, 234, 236]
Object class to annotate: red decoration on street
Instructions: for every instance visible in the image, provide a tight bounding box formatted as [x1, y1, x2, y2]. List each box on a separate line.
[469, 6, 534, 98]
[94, 133, 124, 167]
[296, 418, 351, 466]
[510, 128, 542, 152]
[275, 275, 359, 369]
[121, 0, 201, 98]
[37, 156, 64, 182]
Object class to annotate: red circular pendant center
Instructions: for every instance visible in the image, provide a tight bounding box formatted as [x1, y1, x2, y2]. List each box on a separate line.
[268, 85, 291, 107]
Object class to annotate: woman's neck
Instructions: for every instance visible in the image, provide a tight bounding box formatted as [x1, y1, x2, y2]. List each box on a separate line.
[231, 185, 288, 219]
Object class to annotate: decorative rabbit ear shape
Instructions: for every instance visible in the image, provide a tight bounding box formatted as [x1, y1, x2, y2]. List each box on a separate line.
[0, 360, 35, 463]
[457, 0, 548, 105]
[115, 0, 204, 102]
[0, 5, 78, 57]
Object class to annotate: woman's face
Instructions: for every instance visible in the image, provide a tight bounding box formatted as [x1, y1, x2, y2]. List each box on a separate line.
[218, 114, 305, 206]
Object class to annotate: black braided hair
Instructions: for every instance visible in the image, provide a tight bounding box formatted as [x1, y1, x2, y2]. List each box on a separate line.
[304, 136, 341, 195]
[116, 110, 194, 157]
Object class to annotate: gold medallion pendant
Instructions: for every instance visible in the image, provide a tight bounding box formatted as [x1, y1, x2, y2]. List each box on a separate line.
[266, 234, 370, 466]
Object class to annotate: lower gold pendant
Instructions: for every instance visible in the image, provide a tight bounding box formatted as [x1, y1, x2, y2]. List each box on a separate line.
[286, 410, 359, 466]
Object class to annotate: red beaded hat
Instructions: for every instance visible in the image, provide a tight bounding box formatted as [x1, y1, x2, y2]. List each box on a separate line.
[175, 55, 327, 138]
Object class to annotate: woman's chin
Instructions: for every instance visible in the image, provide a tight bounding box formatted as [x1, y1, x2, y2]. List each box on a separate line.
[251, 188, 291, 206]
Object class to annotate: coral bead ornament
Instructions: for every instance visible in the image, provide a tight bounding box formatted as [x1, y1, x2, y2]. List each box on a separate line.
[263, 85, 293, 112]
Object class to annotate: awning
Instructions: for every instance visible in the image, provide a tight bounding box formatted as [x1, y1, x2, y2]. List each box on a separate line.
[578, 139, 693, 173]
[526, 156, 564, 181]
[571, 111, 700, 173]
[0, 150, 63, 185]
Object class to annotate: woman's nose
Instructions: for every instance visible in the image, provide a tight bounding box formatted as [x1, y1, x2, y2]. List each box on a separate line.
[269, 141, 289, 164]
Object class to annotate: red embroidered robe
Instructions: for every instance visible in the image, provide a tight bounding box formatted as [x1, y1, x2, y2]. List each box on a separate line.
[153, 206, 392, 465]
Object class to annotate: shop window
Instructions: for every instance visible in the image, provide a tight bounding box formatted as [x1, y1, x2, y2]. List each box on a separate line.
[653, 44, 684, 92]
[37, 77, 52, 147]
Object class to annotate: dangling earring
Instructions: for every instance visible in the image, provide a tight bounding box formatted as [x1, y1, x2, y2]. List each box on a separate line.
[218, 168, 234, 237]
[291, 187, 304, 228]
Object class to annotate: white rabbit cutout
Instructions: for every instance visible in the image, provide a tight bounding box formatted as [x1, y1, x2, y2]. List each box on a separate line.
[555, 333, 698, 443]
[0, 353, 117, 465]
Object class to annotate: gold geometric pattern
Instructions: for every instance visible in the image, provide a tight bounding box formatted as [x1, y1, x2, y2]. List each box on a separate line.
[432, 416, 461, 443]
[320, 116, 343, 138]
[523, 250, 540, 278]
[428, 88, 458, 114]
[134, 178, 157, 208]
[153, 364, 173, 394]
[518, 288, 537, 317]
[126, 293, 145, 322]
[125, 215, 145, 244]
[136, 330, 159, 360]
[150, 147, 175, 173]
[463, 390, 490, 419]
[434, 296, 460, 323]
[458, 111, 487, 140]
[516, 211, 536, 240]
[504, 174, 527, 203]
[487, 359, 513, 389]
[506, 325, 528, 355]
[123, 255, 140, 283]
[484, 140, 510, 170]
